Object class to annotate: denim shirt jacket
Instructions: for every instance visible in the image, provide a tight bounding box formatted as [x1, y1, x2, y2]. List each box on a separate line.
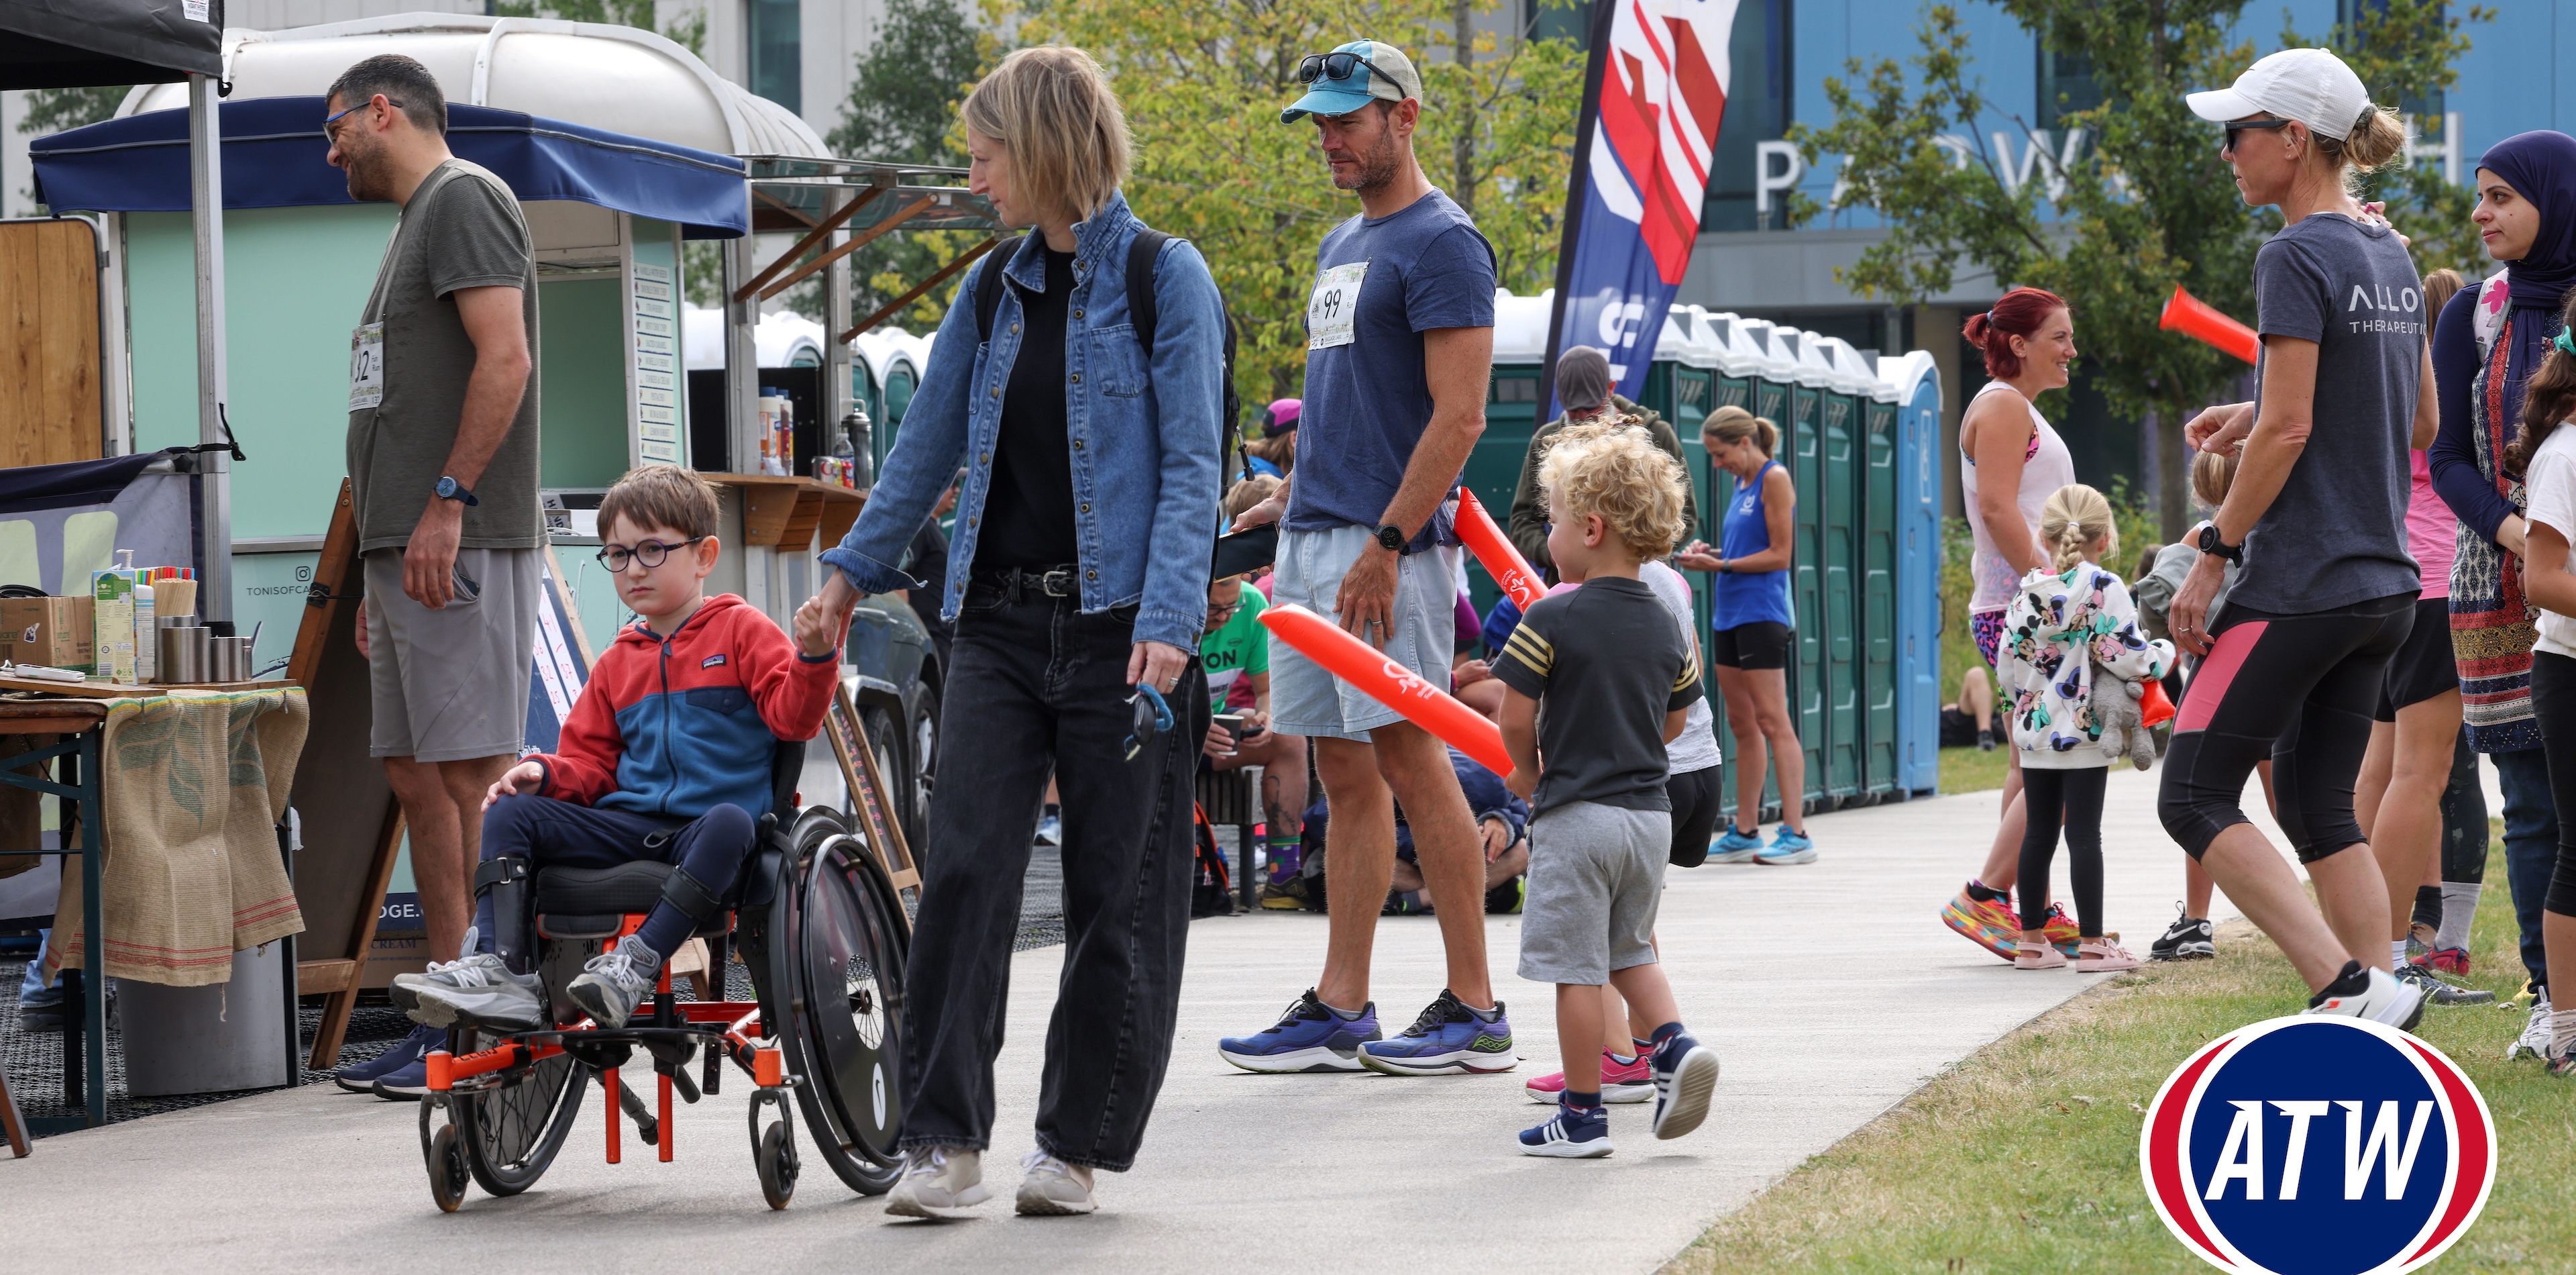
[819, 191, 1227, 652]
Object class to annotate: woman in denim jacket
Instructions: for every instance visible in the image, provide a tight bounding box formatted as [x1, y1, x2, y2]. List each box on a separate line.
[806, 47, 1225, 1219]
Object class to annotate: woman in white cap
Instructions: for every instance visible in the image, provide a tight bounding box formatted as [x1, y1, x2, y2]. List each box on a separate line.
[2159, 47, 2441, 1027]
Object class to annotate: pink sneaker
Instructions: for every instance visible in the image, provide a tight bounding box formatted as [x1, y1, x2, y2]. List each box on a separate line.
[2076, 937, 2142, 972]
[1523, 1049, 1654, 1104]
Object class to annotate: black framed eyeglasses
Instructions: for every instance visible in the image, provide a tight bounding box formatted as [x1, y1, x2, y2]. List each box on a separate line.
[322, 96, 405, 142]
[1207, 599, 1243, 625]
[596, 537, 705, 571]
[2222, 118, 2294, 153]
[1297, 52, 1396, 87]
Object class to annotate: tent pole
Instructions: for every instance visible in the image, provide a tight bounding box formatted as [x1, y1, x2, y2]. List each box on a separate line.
[189, 72, 232, 622]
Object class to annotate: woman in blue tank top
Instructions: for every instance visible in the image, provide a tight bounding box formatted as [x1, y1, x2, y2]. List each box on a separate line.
[1678, 406, 1808, 862]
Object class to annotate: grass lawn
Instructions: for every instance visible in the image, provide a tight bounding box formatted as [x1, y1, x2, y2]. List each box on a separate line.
[1939, 744, 2012, 797]
[1664, 837, 2576, 1274]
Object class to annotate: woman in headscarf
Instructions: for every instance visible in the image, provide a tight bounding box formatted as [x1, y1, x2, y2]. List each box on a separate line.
[2428, 128, 2576, 1060]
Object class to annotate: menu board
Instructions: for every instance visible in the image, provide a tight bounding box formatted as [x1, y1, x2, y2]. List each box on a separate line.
[633, 261, 682, 463]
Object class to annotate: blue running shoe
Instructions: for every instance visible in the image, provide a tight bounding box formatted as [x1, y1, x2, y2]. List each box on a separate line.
[334, 1023, 442, 1094]
[1707, 824, 1765, 864]
[1519, 1101, 1613, 1158]
[1218, 988, 1381, 1072]
[370, 1050, 439, 1101]
[1359, 990, 1515, 1075]
[1648, 1030, 1722, 1139]
[1756, 827, 1816, 866]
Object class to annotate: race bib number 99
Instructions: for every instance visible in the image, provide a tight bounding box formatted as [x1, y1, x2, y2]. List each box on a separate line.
[348, 321, 385, 411]
[1307, 262, 1368, 350]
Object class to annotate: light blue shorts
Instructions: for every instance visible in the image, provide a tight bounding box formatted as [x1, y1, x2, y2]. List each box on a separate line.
[1266, 525, 1460, 743]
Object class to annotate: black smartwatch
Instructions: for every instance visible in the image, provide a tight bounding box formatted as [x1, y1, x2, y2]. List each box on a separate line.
[435, 476, 480, 507]
[1373, 523, 1407, 554]
[2195, 521, 2242, 565]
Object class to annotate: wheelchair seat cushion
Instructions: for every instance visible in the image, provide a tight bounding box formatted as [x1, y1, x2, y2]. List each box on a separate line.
[535, 861, 679, 915]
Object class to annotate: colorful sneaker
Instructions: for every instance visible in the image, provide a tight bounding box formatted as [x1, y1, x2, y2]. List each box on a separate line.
[2397, 962, 2496, 1007]
[567, 936, 661, 1029]
[1523, 1050, 1654, 1104]
[1647, 1030, 1721, 1139]
[1217, 989, 1380, 1073]
[1754, 828, 1815, 865]
[2148, 906, 2214, 961]
[1707, 824, 1766, 864]
[2424, 946, 2470, 976]
[1517, 1102, 1613, 1158]
[335, 1022, 442, 1094]
[1358, 990, 1515, 1075]
[2305, 965, 2426, 1031]
[2041, 903, 2084, 957]
[392, 927, 544, 1031]
[1940, 884, 2020, 962]
[2509, 991, 2554, 1062]
[2550, 1040, 2576, 1079]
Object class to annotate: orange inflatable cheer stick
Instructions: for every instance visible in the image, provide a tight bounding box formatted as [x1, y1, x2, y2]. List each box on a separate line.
[1454, 486, 1544, 609]
[2159, 285, 2261, 365]
[1260, 603, 1515, 776]
[2139, 678, 2178, 729]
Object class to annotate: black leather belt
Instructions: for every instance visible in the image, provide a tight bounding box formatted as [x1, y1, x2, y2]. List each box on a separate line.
[972, 564, 1083, 599]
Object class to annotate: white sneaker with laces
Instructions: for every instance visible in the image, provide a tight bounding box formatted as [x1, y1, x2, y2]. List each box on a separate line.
[2303, 966, 2426, 1031]
[566, 936, 659, 1029]
[390, 927, 544, 1029]
[2508, 990, 2555, 1062]
[887, 1146, 991, 1219]
[1015, 1150, 1098, 1215]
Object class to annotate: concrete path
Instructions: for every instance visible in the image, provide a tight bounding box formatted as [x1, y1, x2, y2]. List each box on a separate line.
[0, 768, 2267, 1272]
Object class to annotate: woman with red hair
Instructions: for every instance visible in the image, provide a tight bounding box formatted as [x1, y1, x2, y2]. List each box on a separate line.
[1939, 287, 2085, 961]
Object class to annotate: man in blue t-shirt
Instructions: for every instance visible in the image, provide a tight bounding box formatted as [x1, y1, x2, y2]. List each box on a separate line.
[1218, 38, 1513, 1080]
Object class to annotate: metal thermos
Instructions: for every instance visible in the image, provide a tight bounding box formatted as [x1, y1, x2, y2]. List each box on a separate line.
[157, 617, 206, 684]
[212, 636, 252, 683]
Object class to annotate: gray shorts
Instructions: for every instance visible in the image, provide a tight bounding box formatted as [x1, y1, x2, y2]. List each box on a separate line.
[364, 546, 537, 762]
[1267, 525, 1462, 742]
[1517, 800, 1670, 985]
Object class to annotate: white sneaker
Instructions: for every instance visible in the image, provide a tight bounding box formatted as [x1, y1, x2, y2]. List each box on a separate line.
[1014, 1150, 1098, 1216]
[2304, 966, 2426, 1031]
[566, 936, 659, 1029]
[886, 1146, 991, 1220]
[390, 927, 544, 1030]
[2508, 990, 2554, 1062]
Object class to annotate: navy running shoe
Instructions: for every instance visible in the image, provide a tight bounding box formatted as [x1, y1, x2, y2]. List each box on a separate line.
[1218, 988, 1381, 1072]
[334, 1022, 441, 1094]
[1359, 990, 1515, 1075]
[1518, 1101, 1613, 1158]
[1648, 1029, 1722, 1139]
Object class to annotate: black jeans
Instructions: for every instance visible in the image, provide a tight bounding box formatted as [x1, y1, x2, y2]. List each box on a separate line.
[898, 578, 1199, 1170]
[2526, 652, 2576, 919]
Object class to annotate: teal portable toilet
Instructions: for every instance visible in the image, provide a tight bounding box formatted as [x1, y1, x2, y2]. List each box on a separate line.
[1884, 350, 1945, 795]
[1763, 325, 1829, 813]
[1464, 289, 1554, 619]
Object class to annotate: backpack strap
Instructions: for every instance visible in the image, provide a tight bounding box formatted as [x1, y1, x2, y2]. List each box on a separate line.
[1127, 228, 1171, 353]
[974, 234, 1026, 342]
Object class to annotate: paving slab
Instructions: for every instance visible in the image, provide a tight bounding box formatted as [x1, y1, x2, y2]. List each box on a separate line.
[0, 768, 2278, 1272]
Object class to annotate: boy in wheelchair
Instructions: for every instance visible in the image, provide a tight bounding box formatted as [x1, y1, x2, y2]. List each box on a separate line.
[393, 464, 843, 1031]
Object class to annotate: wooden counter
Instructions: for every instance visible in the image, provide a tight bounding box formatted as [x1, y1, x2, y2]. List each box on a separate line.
[702, 473, 866, 550]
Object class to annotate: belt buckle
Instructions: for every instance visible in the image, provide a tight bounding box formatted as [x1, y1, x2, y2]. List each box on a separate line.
[1039, 568, 1078, 597]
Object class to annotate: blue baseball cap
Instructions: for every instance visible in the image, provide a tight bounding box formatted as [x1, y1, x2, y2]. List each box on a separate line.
[1280, 40, 1424, 124]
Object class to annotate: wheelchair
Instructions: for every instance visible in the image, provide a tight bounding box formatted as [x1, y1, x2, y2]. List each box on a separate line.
[416, 738, 913, 1212]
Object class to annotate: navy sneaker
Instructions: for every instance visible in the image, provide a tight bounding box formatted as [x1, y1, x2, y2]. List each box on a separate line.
[1518, 1101, 1613, 1158]
[335, 1023, 441, 1095]
[1648, 1029, 1722, 1139]
[1218, 988, 1381, 1073]
[1358, 990, 1515, 1075]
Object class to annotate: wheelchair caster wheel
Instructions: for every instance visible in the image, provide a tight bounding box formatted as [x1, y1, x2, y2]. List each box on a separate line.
[755, 1121, 798, 1210]
[427, 1123, 469, 1213]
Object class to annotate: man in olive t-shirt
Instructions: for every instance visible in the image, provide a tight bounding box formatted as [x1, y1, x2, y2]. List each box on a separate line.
[323, 54, 540, 1097]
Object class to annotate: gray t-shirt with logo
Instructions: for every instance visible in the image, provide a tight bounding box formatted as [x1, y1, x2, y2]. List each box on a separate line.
[2236, 213, 2422, 614]
[346, 158, 541, 554]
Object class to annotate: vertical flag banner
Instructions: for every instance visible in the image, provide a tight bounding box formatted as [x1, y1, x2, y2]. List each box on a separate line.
[1540, 0, 1739, 419]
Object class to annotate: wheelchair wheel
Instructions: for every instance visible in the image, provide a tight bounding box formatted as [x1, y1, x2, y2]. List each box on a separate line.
[773, 809, 908, 1195]
[450, 1027, 590, 1198]
[427, 1123, 468, 1213]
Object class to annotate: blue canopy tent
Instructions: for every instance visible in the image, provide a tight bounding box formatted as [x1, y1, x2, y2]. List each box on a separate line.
[32, 96, 750, 238]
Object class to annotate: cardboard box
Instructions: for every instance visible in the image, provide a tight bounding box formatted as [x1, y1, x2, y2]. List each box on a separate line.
[0, 596, 95, 671]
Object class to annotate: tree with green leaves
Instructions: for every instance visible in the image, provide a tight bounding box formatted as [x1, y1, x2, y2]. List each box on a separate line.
[490, 1, 706, 54]
[1793, 0, 2483, 536]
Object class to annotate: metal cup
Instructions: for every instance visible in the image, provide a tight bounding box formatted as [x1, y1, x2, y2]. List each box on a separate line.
[213, 636, 251, 682]
[157, 617, 204, 685]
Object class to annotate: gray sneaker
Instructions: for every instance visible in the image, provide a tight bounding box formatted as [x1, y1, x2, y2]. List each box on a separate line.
[2396, 962, 2495, 1007]
[566, 937, 659, 1029]
[392, 927, 544, 1030]
[1014, 1150, 1098, 1216]
[886, 1146, 991, 1220]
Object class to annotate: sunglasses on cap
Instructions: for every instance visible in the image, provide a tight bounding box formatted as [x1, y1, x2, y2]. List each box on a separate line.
[1124, 684, 1175, 762]
[2222, 117, 2294, 152]
[1297, 51, 1398, 87]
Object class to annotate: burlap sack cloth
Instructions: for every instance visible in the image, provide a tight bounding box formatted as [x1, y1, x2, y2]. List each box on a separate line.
[44, 687, 309, 986]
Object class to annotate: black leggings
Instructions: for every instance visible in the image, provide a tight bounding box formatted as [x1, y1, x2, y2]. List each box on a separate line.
[2527, 652, 2576, 915]
[2158, 593, 2414, 863]
[1666, 764, 1724, 867]
[2440, 726, 2489, 884]
[2019, 767, 2108, 937]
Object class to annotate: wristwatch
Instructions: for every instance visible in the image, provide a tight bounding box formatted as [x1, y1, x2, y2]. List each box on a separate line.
[1373, 523, 1407, 554]
[2194, 521, 2242, 565]
[435, 476, 480, 507]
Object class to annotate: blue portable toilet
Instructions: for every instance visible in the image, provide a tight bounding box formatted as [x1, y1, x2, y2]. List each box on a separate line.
[1881, 350, 1943, 795]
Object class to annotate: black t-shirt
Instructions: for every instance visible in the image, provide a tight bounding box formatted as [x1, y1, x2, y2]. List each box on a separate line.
[1491, 576, 1701, 815]
[981, 246, 1080, 569]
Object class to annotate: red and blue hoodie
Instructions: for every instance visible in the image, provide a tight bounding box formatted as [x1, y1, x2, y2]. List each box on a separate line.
[533, 594, 839, 819]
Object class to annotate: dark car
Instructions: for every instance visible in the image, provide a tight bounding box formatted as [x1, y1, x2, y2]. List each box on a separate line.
[840, 593, 938, 850]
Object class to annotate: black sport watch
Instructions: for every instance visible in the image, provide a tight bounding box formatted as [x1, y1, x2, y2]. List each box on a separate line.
[435, 476, 480, 507]
[1373, 523, 1407, 554]
[2195, 521, 2243, 565]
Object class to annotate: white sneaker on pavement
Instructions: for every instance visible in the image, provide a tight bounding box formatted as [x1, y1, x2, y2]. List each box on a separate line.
[887, 1146, 991, 1220]
[1014, 1150, 1098, 1216]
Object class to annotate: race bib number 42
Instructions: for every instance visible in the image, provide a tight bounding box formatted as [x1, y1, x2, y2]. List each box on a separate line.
[348, 321, 385, 411]
[1307, 262, 1368, 350]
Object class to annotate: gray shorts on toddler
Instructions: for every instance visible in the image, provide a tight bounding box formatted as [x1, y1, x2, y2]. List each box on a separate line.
[1516, 800, 1671, 985]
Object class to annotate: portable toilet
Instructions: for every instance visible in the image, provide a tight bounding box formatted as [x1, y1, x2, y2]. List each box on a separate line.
[1883, 350, 1945, 796]
[1461, 289, 1554, 616]
[1763, 326, 1829, 812]
[1807, 335, 1874, 804]
[1847, 345, 1904, 801]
